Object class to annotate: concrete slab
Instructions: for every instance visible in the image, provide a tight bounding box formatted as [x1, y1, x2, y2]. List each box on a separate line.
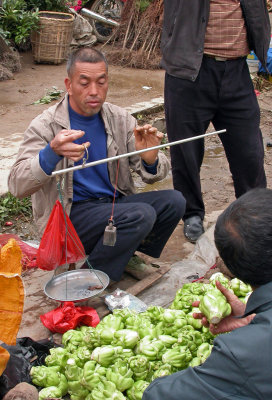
[0, 133, 27, 195]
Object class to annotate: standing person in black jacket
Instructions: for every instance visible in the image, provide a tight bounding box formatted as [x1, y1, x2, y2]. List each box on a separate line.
[162, 0, 271, 242]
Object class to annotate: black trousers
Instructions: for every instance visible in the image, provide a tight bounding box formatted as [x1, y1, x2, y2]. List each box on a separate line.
[164, 56, 266, 220]
[70, 190, 185, 281]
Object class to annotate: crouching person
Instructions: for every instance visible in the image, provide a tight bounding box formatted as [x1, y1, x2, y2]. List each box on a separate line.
[8, 47, 185, 282]
[143, 188, 272, 399]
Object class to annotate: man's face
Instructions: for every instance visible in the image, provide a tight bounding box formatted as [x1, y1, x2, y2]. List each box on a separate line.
[65, 61, 108, 117]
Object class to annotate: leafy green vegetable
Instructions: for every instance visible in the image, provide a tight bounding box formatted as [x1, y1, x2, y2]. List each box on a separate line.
[38, 386, 62, 400]
[106, 359, 134, 392]
[126, 380, 150, 400]
[73, 346, 93, 368]
[151, 363, 172, 380]
[162, 346, 192, 369]
[81, 361, 101, 391]
[114, 329, 140, 349]
[136, 337, 165, 361]
[199, 287, 231, 324]
[90, 379, 126, 400]
[91, 345, 123, 367]
[157, 335, 177, 348]
[170, 283, 207, 312]
[230, 278, 252, 298]
[186, 307, 203, 330]
[31, 278, 251, 399]
[65, 357, 83, 381]
[44, 347, 70, 372]
[68, 379, 89, 400]
[32, 86, 64, 105]
[209, 272, 230, 289]
[128, 355, 151, 381]
[30, 365, 60, 386]
[196, 342, 213, 363]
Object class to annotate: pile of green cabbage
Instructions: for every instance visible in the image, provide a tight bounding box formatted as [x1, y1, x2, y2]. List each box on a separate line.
[30, 273, 252, 400]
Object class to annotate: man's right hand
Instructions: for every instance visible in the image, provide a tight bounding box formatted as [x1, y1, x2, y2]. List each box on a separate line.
[50, 129, 90, 162]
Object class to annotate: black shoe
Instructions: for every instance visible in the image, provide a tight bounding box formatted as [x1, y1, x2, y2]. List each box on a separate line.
[183, 216, 204, 243]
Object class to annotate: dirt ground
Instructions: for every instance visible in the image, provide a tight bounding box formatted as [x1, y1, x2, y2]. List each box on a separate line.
[1, 49, 272, 340]
[0, 51, 164, 137]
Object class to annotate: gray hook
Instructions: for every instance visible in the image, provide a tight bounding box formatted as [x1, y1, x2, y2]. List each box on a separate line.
[82, 144, 89, 167]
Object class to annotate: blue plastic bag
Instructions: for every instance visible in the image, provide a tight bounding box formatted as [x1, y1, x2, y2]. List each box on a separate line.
[259, 48, 272, 74]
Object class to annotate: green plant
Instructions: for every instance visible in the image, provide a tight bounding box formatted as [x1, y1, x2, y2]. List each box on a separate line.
[0, 192, 32, 224]
[26, 0, 69, 12]
[0, 27, 9, 45]
[32, 86, 64, 105]
[0, 0, 39, 47]
[136, 0, 152, 13]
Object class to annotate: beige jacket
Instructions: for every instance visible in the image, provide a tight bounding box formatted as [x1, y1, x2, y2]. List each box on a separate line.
[8, 94, 170, 236]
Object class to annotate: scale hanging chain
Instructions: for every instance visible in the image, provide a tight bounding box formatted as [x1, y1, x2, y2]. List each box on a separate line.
[103, 160, 120, 247]
[110, 159, 120, 223]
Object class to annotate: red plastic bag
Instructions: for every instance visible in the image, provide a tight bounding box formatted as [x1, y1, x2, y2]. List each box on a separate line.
[40, 302, 100, 334]
[36, 200, 85, 271]
[0, 234, 38, 269]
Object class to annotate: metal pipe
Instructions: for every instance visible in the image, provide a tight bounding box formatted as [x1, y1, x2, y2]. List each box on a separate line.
[51, 129, 226, 177]
[80, 7, 120, 27]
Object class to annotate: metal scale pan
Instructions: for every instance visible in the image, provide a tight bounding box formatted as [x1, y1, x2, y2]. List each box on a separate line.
[44, 268, 110, 302]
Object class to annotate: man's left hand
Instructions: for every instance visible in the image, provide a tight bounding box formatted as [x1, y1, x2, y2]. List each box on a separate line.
[134, 124, 164, 165]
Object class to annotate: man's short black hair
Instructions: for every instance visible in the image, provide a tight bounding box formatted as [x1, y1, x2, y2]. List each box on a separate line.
[67, 47, 108, 77]
[214, 188, 272, 286]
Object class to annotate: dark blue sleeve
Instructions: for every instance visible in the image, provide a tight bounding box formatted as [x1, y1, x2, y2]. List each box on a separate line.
[39, 143, 63, 175]
[142, 159, 158, 175]
[142, 337, 245, 400]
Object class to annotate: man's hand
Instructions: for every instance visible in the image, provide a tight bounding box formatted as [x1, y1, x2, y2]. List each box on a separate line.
[134, 124, 164, 165]
[192, 281, 255, 335]
[50, 129, 90, 162]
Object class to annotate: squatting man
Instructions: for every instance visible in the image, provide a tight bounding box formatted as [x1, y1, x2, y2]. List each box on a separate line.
[8, 47, 185, 281]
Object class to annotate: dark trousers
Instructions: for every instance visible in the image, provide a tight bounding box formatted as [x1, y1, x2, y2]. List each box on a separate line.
[70, 190, 185, 281]
[164, 56, 266, 220]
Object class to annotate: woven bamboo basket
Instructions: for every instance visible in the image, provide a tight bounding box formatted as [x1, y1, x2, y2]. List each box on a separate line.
[31, 11, 75, 65]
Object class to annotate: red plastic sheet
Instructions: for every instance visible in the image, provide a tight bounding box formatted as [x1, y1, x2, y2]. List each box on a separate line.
[36, 200, 85, 271]
[0, 234, 38, 269]
[40, 301, 100, 334]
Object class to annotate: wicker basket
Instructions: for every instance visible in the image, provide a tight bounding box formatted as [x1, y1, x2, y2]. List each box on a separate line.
[31, 11, 75, 65]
